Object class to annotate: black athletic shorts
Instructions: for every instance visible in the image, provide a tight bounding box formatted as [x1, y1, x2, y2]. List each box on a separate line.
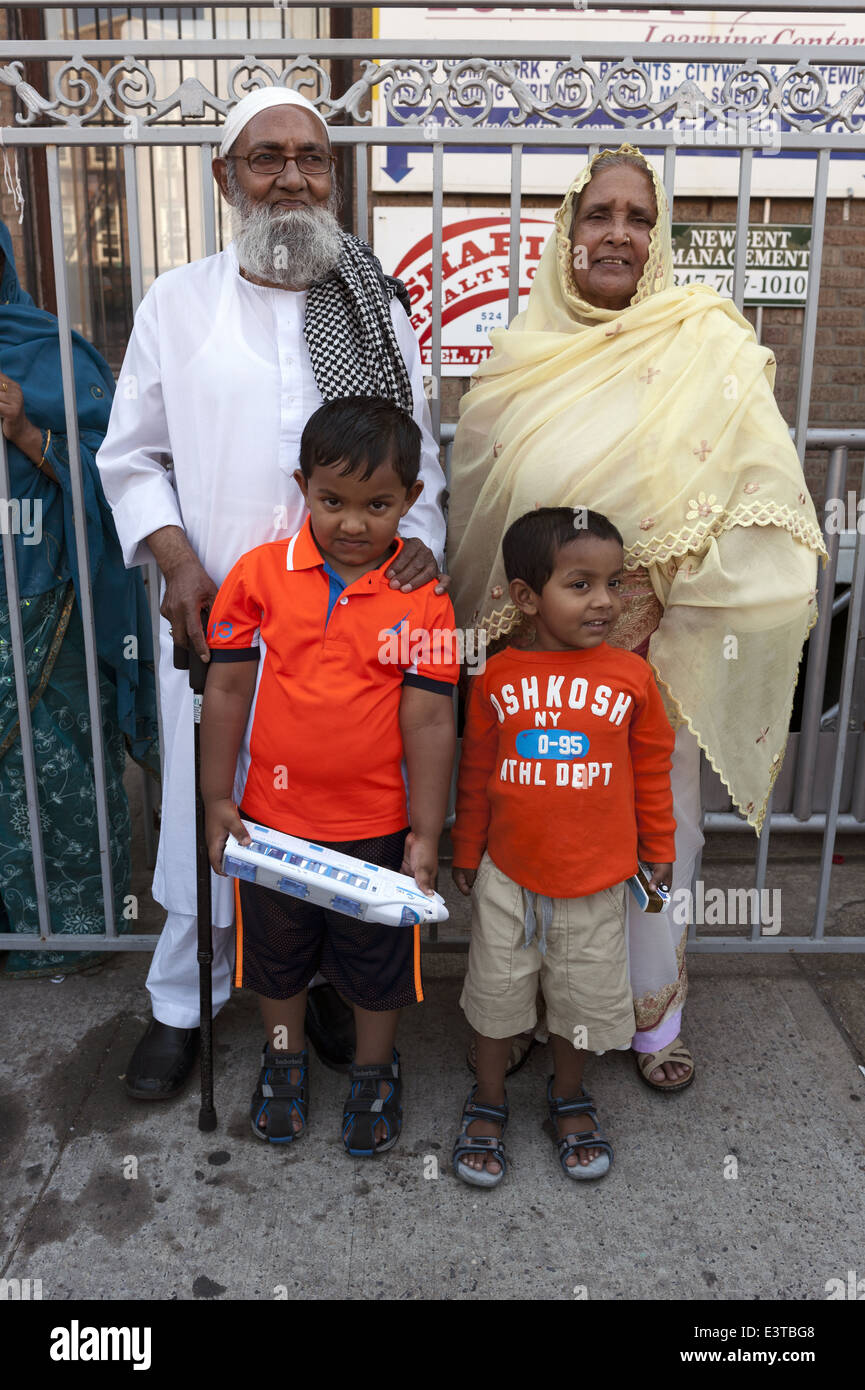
[233, 824, 423, 1010]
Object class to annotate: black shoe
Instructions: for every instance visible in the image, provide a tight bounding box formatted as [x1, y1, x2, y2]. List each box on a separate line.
[125, 1018, 200, 1100]
[304, 984, 355, 1072]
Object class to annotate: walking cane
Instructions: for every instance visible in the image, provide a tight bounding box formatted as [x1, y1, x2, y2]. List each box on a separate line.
[173, 612, 217, 1132]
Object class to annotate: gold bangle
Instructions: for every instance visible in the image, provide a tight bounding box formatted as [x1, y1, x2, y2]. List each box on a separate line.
[37, 428, 51, 470]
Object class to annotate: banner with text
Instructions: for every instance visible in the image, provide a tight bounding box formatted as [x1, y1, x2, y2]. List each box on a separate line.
[372, 7, 865, 198]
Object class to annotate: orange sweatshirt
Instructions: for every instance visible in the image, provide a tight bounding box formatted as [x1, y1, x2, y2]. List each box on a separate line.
[452, 645, 676, 898]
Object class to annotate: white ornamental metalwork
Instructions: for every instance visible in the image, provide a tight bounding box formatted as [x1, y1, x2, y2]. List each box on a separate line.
[0, 51, 863, 137]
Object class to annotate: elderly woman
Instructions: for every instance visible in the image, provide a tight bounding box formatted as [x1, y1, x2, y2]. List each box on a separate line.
[448, 145, 824, 1091]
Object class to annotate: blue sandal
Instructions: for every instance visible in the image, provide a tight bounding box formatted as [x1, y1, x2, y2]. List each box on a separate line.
[250, 1043, 308, 1144]
[342, 1051, 402, 1156]
[452, 1086, 509, 1188]
[546, 1078, 612, 1180]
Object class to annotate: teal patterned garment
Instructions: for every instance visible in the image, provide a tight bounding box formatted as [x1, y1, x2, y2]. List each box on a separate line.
[0, 220, 159, 976]
[0, 221, 158, 763]
[0, 585, 139, 975]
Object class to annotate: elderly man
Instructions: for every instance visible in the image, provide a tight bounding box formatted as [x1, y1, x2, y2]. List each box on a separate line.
[98, 88, 447, 1098]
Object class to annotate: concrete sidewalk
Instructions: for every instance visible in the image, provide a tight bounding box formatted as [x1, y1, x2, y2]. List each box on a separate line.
[2, 823, 865, 1301]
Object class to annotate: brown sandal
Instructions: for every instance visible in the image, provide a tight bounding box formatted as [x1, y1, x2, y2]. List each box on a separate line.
[634, 1038, 695, 1094]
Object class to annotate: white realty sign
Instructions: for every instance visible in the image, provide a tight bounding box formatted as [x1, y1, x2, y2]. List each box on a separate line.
[372, 6, 865, 198]
[375, 207, 555, 374]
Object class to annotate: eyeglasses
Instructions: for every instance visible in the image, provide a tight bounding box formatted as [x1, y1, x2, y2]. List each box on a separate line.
[227, 151, 334, 176]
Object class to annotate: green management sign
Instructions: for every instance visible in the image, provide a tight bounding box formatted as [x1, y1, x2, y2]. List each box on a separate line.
[671, 224, 811, 306]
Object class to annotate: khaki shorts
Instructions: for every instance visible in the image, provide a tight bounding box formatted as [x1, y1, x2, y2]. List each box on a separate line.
[460, 853, 635, 1053]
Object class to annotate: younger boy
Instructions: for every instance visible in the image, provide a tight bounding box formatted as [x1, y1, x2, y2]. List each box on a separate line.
[201, 397, 458, 1155]
[451, 507, 675, 1186]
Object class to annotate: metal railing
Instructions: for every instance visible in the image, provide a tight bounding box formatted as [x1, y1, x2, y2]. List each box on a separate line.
[1, 20, 863, 953]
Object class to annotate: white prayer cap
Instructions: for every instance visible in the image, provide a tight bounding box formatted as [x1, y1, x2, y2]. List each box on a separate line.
[218, 88, 329, 157]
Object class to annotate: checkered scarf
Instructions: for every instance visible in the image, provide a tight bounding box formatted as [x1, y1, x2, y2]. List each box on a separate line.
[304, 233, 414, 412]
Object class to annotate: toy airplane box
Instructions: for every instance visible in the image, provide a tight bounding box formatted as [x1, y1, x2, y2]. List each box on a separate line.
[222, 819, 449, 928]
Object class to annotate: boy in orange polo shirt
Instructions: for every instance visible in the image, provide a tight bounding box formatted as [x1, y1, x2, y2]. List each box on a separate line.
[451, 507, 675, 1188]
[200, 397, 458, 1155]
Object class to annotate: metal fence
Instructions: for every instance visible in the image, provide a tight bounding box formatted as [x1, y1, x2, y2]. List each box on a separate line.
[1, 14, 864, 954]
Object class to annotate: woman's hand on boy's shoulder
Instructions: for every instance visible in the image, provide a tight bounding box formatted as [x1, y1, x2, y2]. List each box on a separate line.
[452, 865, 476, 897]
[386, 537, 451, 595]
[205, 798, 251, 875]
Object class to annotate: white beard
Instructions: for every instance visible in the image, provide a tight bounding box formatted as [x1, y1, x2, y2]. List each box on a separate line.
[227, 170, 343, 288]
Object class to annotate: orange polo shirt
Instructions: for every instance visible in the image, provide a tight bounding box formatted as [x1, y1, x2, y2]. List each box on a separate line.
[206, 519, 459, 840]
[452, 645, 676, 898]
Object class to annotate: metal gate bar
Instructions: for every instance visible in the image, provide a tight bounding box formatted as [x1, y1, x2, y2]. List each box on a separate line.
[46, 147, 116, 936]
[795, 151, 831, 463]
[794, 446, 845, 819]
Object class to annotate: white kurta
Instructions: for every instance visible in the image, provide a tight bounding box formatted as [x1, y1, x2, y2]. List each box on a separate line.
[98, 244, 447, 936]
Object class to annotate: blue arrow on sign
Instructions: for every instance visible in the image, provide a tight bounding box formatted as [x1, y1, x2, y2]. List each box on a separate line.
[383, 146, 413, 183]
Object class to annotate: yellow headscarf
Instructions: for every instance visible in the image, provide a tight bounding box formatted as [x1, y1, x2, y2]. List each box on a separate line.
[447, 144, 825, 832]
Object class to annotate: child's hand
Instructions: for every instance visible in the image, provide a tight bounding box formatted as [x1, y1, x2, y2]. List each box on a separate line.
[401, 831, 439, 896]
[452, 866, 476, 896]
[646, 862, 673, 892]
[205, 799, 251, 875]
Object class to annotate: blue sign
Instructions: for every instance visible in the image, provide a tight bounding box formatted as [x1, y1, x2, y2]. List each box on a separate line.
[515, 729, 589, 761]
